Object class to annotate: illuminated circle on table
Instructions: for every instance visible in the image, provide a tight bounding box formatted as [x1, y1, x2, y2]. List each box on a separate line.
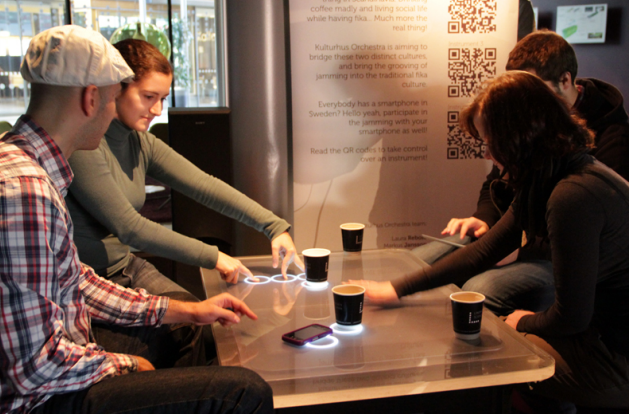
[296, 273, 306, 280]
[244, 276, 271, 285]
[305, 335, 339, 349]
[271, 274, 297, 283]
[331, 323, 364, 335]
[302, 280, 329, 291]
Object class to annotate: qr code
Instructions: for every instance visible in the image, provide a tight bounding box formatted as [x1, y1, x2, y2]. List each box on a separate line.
[446, 111, 485, 159]
[448, 0, 497, 33]
[448, 48, 496, 98]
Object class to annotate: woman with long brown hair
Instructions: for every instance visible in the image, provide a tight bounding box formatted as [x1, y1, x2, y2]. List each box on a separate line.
[353, 71, 629, 411]
[67, 39, 303, 298]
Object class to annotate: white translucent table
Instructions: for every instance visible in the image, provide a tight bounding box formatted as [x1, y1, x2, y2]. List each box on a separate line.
[201, 249, 554, 410]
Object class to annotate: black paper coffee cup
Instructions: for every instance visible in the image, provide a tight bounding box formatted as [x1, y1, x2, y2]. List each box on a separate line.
[302, 248, 330, 283]
[450, 291, 485, 340]
[332, 284, 365, 325]
[340, 223, 365, 252]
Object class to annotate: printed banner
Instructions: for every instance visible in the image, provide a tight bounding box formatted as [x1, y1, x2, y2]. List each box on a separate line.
[290, 0, 518, 252]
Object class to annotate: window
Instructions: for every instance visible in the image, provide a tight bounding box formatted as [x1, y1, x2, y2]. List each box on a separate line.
[0, 0, 66, 124]
[0, 0, 223, 125]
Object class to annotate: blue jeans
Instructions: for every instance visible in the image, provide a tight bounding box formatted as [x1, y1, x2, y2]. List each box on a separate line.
[461, 260, 555, 316]
[410, 235, 471, 265]
[412, 238, 555, 316]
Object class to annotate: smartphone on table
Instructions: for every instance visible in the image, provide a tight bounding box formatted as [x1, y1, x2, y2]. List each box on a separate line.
[282, 324, 333, 346]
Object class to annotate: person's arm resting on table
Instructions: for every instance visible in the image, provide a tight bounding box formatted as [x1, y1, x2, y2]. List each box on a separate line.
[69, 136, 303, 281]
[351, 209, 522, 304]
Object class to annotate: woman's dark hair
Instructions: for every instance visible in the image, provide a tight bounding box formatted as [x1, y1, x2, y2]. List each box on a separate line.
[113, 39, 173, 87]
[461, 71, 594, 239]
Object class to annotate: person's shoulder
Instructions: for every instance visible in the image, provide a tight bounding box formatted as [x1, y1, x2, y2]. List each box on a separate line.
[0, 134, 49, 181]
[137, 128, 172, 158]
[554, 162, 628, 203]
[138, 128, 167, 147]
[577, 78, 626, 121]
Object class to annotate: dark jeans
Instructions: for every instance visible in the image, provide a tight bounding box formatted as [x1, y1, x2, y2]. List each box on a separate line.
[31, 366, 273, 414]
[516, 328, 629, 412]
[110, 254, 217, 362]
[31, 294, 273, 414]
[109, 254, 191, 297]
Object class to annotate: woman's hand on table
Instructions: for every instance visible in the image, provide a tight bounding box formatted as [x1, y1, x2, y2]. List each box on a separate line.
[442, 217, 489, 239]
[505, 309, 534, 330]
[346, 280, 400, 305]
[271, 232, 305, 279]
[216, 251, 254, 284]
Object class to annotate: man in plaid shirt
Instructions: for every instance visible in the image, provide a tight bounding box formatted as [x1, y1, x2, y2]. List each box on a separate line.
[0, 26, 272, 414]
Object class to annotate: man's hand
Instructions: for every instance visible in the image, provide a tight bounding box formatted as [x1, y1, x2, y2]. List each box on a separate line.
[346, 280, 400, 305]
[442, 217, 489, 239]
[162, 293, 258, 327]
[215, 252, 254, 284]
[271, 232, 305, 279]
[134, 356, 155, 372]
[505, 310, 535, 330]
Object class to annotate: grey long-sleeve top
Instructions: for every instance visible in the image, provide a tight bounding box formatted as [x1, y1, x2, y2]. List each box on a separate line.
[66, 119, 290, 277]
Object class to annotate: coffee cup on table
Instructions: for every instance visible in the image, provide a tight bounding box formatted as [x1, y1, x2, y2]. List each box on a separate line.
[302, 248, 330, 283]
[450, 291, 485, 340]
[332, 284, 365, 326]
[340, 223, 365, 252]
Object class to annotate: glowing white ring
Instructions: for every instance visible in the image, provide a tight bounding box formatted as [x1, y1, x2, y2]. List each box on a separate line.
[301, 280, 329, 291]
[296, 273, 306, 280]
[271, 274, 297, 283]
[305, 335, 339, 349]
[244, 276, 271, 285]
[331, 323, 364, 335]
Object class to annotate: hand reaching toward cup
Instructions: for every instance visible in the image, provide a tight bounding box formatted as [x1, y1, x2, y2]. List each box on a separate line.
[216, 252, 255, 284]
[271, 232, 305, 279]
[346, 280, 400, 305]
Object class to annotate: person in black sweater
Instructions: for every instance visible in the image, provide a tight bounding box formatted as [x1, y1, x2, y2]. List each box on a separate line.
[414, 30, 629, 317]
[353, 71, 629, 411]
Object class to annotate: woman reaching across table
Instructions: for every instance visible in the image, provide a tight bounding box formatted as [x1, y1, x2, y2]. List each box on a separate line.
[67, 39, 303, 298]
[351, 71, 629, 412]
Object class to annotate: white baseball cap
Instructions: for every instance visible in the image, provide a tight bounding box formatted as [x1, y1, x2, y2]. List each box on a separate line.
[20, 25, 134, 87]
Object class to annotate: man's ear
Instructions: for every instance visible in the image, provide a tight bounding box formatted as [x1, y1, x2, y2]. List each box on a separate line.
[80, 85, 100, 117]
[557, 71, 573, 92]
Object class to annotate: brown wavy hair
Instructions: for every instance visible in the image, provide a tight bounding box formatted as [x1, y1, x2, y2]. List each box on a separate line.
[506, 29, 578, 86]
[461, 71, 594, 238]
[113, 39, 172, 87]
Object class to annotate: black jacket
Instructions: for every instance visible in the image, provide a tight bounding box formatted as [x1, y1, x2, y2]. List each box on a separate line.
[472, 78, 629, 229]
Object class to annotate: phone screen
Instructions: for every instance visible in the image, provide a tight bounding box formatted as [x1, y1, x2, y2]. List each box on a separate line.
[286, 325, 331, 340]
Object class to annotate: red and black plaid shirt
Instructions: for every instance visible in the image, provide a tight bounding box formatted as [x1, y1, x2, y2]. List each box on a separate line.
[0, 116, 169, 413]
